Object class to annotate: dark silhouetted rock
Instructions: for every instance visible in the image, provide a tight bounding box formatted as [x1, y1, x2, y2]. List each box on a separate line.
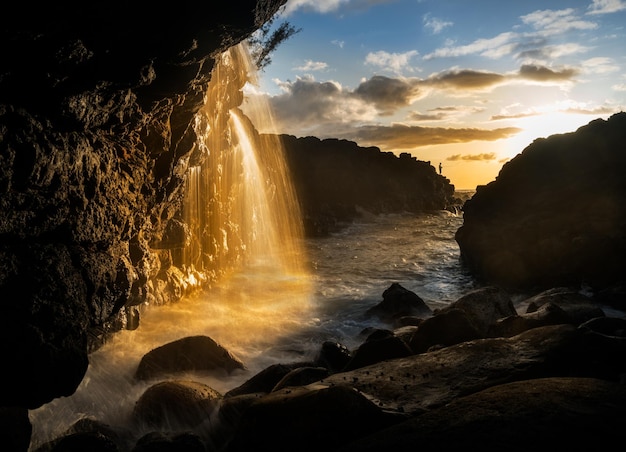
[344, 336, 413, 371]
[132, 431, 206, 452]
[436, 286, 516, 337]
[409, 308, 482, 354]
[0, 407, 31, 452]
[278, 135, 456, 235]
[366, 283, 432, 323]
[524, 287, 605, 325]
[271, 366, 330, 392]
[134, 335, 245, 381]
[224, 363, 304, 398]
[455, 112, 626, 291]
[491, 302, 572, 337]
[223, 385, 400, 452]
[314, 341, 353, 373]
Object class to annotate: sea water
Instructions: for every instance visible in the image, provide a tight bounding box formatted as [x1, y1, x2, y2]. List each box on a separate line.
[28, 208, 476, 448]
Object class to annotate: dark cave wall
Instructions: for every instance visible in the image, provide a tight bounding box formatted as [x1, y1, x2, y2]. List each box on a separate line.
[0, 0, 286, 409]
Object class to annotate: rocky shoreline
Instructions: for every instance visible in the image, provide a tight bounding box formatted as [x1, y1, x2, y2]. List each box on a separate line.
[18, 283, 626, 452]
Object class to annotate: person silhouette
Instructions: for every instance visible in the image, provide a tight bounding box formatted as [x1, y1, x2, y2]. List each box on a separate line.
[438, 162, 442, 174]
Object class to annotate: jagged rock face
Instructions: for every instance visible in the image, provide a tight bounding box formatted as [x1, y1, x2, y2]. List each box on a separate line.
[455, 112, 626, 292]
[0, 0, 286, 409]
[279, 135, 456, 235]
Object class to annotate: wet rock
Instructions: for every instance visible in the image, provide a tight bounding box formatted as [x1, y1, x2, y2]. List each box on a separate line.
[132, 431, 206, 452]
[223, 384, 400, 452]
[224, 363, 305, 398]
[314, 341, 352, 373]
[271, 367, 330, 392]
[408, 308, 481, 354]
[337, 377, 626, 452]
[524, 287, 605, 324]
[324, 324, 619, 415]
[437, 286, 516, 337]
[344, 336, 413, 371]
[579, 316, 626, 337]
[365, 283, 432, 323]
[132, 380, 221, 430]
[134, 335, 245, 381]
[491, 302, 572, 337]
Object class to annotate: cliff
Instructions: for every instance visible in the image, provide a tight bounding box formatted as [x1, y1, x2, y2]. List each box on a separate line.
[278, 135, 457, 235]
[455, 112, 626, 293]
[0, 0, 287, 409]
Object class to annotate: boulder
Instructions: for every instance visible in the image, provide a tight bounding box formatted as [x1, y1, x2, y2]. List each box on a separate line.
[223, 384, 400, 452]
[132, 380, 221, 430]
[436, 286, 516, 337]
[323, 324, 626, 415]
[524, 287, 605, 324]
[271, 367, 330, 392]
[408, 308, 481, 354]
[491, 302, 572, 337]
[134, 335, 245, 381]
[365, 283, 432, 323]
[224, 363, 305, 398]
[337, 377, 626, 452]
[314, 341, 352, 373]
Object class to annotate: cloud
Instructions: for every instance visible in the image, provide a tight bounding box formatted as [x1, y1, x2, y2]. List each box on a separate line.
[564, 105, 620, 115]
[342, 124, 521, 149]
[423, 13, 453, 34]
[293, 60, 329, 71]
[490, 111, 540, 121]
[331, 39, 345, 48]
[267, 75, 377, 129]
[426, 68, 506, 90]
[424, 32, 518, 60]
[282, 0, 394, 16]
[587, 0, 626, 15]
[516, 43, 591, 64]
[365, 50, 419, 74]
[408, 105, 485, 122]
[353, 75, 423, 114]
[581, 57, 620, 74]
[517, 64, 579, 82]
[520, 8, 597, 35]
[425, 8, 599, 62]
[447, 153, 498, 162]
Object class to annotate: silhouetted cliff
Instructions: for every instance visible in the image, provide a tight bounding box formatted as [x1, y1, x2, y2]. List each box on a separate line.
[278, 135, 457, 235]
[456, 112, 626, 293]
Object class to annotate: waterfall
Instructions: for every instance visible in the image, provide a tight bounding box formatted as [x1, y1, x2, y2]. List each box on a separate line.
[28, 43, 314, 450]
[183, 43, 306, 283]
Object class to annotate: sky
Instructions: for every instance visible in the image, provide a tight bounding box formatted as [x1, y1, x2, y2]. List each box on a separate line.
[242, 0, 626, 189]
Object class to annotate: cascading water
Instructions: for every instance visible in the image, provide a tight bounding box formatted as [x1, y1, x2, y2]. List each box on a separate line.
[28, 43, 314, 450]
[183, 42, 307, 282]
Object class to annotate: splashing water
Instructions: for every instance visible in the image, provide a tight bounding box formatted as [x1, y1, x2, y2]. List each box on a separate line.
[28, 43, 314, 449]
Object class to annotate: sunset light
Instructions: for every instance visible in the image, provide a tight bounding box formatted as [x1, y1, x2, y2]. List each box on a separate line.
[244, 0, 626, 189]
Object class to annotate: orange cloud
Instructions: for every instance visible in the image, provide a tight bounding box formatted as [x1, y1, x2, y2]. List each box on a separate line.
[344, 124, 521, 149]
